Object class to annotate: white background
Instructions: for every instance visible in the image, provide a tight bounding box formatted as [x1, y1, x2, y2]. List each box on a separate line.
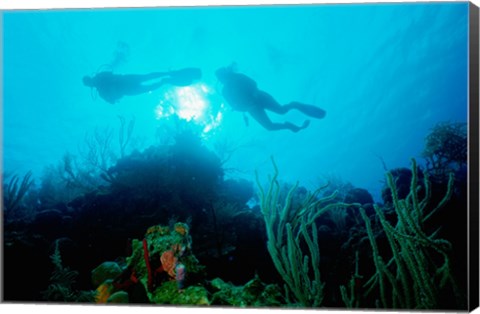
[0, 1, 479, 314]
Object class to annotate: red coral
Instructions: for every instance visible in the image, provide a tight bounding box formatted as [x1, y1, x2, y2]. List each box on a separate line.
[143, 239, 153, 291]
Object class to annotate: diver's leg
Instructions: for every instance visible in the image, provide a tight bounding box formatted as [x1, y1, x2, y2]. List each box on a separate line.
[141, 72, 170, 81]
[248, 107, 310, 132]
[134, 68, 202, 87]
[256, 91, 290, 114]
[256, 91, 323, 120]
[123, 78, 169, 96]
[122, 73, 169, 85]
[161, 68, 202, 87]
[286, 101, 326, 119]
[141, 79, 171, 92]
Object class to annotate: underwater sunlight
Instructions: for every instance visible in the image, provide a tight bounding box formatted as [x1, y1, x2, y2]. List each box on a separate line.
[154, 83, 224, 135]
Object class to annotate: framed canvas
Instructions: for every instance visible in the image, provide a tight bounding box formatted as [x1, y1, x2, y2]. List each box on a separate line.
[1, 0, 479, 312]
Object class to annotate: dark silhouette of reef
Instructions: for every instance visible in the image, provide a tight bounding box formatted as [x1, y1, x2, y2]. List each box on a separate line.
[2, 121, 469, 309]
[3, 130, 276, 303]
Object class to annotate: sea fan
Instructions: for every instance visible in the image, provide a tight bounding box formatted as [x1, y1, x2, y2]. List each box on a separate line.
[42, 239, 96, 303]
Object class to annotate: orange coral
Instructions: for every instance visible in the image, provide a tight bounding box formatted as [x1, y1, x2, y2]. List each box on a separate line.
[174, 222, 188, 236]
[146, 225, 170, 236]
[160, 250, 178, 278]
[95, 281, 113, 303]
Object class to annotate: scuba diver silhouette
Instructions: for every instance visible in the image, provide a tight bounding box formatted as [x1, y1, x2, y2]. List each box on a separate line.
[215, 66, 326, 132]
[83, 67, 202, 104]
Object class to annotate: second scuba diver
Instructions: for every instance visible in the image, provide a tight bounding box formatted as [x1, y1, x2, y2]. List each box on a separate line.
[83, 67, 202, 104]
[215, 66, 326, 132]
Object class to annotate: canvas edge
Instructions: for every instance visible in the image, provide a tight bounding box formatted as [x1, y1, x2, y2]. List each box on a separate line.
[469, 1, 480, 312]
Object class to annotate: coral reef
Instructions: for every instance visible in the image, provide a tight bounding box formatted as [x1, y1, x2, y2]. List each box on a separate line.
[91, 262, 122, 288]
[151, 281, 209, 305]
[3, 171, 34, 220]
[256, 157, 360, 307]
[88, 222, 283, 307]
[358, 159, 462, 309]
[422, 121, 467, 176]
[106, 291, 129, 303]
[209, 276, 283, 306]
[90, 222, 204, 304]
[2, 117, 467, 310]
[42, 239, 96, 302]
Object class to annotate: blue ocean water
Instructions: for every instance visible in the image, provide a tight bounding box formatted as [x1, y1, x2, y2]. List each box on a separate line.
[2, 3, 468, 202]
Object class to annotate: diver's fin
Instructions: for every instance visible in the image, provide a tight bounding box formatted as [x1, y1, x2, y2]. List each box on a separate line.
[167, 68, 202, 86]
[289, 102, 326, 119]
[301, 119, 310, 129]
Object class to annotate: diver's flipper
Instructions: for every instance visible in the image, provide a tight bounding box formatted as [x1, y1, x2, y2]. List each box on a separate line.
[289, 102, 326, 119]
[167, 68, 202, 86]
[288, 119, 310, 133]
[302, 119, 311, 129]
